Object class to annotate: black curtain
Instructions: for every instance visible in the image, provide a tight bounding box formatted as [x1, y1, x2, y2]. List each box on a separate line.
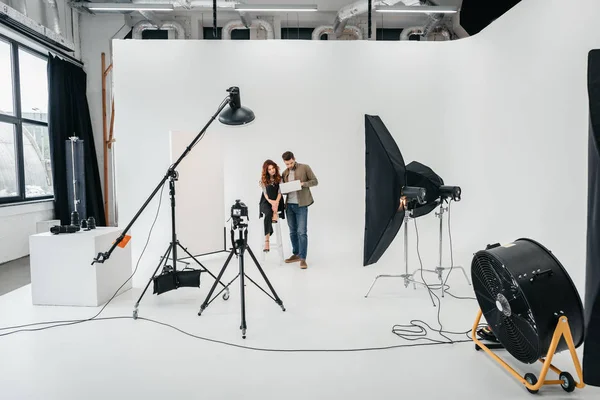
[584, 50, 600, 387]
[47, 55, 106, 226]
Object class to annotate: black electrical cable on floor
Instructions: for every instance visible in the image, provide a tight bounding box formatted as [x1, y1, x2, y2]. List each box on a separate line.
[0, 182, 166, 337]
[391, 202, 480, 344]
[443, 200, 476, 300]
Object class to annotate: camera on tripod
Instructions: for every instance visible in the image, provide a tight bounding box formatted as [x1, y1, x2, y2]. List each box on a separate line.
[231, 199, 248, 228]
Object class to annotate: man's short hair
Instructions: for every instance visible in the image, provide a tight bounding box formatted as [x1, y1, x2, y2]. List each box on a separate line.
[282, 151, 295, 161]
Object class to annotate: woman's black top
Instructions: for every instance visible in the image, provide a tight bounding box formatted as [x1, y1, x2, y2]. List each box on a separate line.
[259, 180, 285, 219]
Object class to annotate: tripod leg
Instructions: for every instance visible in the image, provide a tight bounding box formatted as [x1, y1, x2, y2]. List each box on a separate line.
[177, 242, 230, 299]
[239, 249, 247, 339]
[133, 244, 172, 319]
[246, 246, 286, 311]
[198, 249, 235, 316]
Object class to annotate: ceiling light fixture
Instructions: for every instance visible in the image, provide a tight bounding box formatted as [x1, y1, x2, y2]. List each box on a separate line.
[85, 3, 175, 12]
[375, 5, 458, 14]
[234, 4, 318, 12]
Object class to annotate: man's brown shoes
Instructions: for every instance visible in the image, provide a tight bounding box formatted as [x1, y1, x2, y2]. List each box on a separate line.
[285, 254, 307, 269]
[285, 255, 300, 263]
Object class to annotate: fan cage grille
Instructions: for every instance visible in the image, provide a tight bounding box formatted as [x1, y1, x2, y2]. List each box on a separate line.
[472, 251, 540, 364]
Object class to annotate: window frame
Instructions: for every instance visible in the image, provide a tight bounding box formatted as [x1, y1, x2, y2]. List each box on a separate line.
[0, 33, 52, 205]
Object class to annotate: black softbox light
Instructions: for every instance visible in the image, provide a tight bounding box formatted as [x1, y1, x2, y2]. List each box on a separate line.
[363, 115, 407, 266]
[406, 161, 444, 219]
[584, 49, 600, 387]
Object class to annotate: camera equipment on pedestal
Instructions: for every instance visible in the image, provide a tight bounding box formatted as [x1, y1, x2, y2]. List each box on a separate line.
[471, 239, 586, 394]
[198, 200, 285, 339]
[67, 136, 84, 228]
[91, 87, 255, 319]
[50, 136, 88, 234]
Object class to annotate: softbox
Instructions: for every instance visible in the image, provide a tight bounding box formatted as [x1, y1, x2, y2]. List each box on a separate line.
[364, 115, 407, 266]
[584, 49, 600, 387]
[406, 161, 444, 219]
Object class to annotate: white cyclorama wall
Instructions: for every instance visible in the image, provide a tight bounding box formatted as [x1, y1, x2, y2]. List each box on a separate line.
[113, 0, 600, 290]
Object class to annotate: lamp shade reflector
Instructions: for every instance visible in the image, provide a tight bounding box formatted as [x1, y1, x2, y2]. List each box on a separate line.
[219, 87, 255, 125]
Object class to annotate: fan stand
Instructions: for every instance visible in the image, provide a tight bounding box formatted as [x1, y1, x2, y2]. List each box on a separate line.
[364, 212, 438, 306]
[411, 200, 471, 297]
[471, 308, 585, 394]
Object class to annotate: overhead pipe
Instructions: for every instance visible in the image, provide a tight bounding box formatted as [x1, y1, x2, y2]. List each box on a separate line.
[312, 25, 363, 40]
[132, 0, 239, 9]
[132, 20, 186, 39]
[222, 19, 274, 40]
[43, 0, 62, 35]
[131, 0, 249, 27]
[333, 0, 419, 38]
[421, 12, 443, 39]
[9, 0, 27, 16]
[399, 26, 424, 40]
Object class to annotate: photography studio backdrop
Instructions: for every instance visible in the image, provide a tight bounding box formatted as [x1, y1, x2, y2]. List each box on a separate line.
[113, 0, 600, 291]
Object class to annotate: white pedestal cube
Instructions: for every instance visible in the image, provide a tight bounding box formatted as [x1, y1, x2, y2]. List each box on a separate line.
[29, 227, 132, 307]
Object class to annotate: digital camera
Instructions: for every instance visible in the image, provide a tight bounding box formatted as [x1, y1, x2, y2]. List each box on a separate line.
[231, 199, 248, 228]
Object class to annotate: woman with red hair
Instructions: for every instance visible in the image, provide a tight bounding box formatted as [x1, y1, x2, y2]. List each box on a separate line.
[259, 159, 285, 252]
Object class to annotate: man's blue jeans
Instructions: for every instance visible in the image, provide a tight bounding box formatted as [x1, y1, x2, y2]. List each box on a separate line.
[286, 203, 308, 260]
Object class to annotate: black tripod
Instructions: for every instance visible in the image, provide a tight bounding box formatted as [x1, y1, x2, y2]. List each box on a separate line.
[131, 170, 230, 319]
[198, 220, 285, 339]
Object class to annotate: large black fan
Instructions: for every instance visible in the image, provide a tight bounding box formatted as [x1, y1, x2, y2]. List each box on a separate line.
[471, 239, 585, 364]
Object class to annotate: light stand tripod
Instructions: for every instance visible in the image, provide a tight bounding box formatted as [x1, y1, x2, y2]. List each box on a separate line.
[198, 219, 285, 339]
[364, 211, 438, 306]
[130, 169, 230, 319]
[92, 88, 253, 316]
[411, 199, 471, 297]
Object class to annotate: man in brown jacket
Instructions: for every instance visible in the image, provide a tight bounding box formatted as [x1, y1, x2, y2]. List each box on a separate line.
[281, 151, 318, 269]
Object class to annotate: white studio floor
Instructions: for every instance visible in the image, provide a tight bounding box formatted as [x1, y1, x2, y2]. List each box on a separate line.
[0, 251, 598, 400]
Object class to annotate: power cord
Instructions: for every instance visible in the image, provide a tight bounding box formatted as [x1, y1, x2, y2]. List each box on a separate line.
[392, 202, 479, 344]
[444, 199, 475, 300]
[0, 182, 166, 337]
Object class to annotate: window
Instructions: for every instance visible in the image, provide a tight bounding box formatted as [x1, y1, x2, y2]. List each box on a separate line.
[0, 35, 52, 204]
[202, 27, 250, 40]
[281, 28, 314, 40]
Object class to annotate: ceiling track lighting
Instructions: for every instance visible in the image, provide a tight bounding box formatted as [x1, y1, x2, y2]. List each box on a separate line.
[234, 4, 318, 12]
[82, 3, 175, 12]
[375, 5, 458, 14]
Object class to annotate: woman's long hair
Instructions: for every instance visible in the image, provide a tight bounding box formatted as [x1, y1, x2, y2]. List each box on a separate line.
[261, 159, 281, 186]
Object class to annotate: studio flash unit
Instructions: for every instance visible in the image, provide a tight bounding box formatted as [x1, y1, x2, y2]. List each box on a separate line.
[439, 185, 461, 202]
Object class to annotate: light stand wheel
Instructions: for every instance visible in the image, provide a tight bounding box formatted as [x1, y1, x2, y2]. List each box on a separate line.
[223, 290, 230, 300]
[524, 373, 539, 394]
[559, 372, 576, 393]
[133, 309, 138, 319]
